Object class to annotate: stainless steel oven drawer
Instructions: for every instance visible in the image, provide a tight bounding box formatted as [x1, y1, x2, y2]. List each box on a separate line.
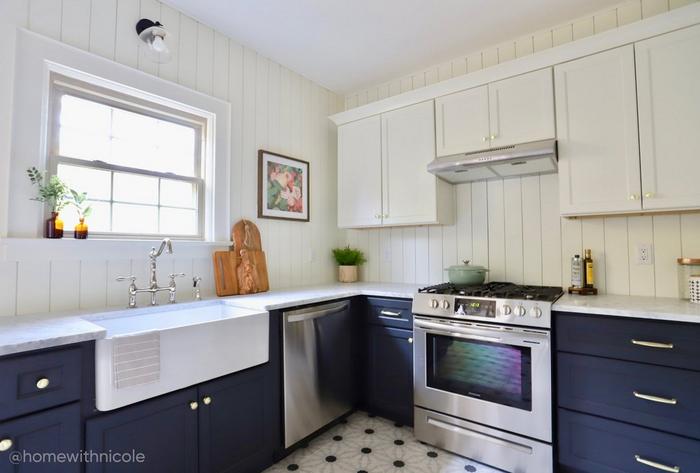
[414, 407, 553, 473]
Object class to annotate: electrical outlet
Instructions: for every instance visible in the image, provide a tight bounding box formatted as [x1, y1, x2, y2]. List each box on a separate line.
[636, 244, 653, 265]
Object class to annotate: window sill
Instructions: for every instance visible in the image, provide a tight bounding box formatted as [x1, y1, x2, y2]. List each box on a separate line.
[0, 237, 230, 261]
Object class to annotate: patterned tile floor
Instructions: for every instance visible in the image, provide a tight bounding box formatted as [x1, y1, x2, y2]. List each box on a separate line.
[264, 411, 502, 473]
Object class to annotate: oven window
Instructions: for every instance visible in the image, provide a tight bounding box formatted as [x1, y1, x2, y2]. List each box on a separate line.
[426, 334, 532, 411]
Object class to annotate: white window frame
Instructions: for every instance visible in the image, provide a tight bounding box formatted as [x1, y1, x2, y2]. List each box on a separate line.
[47, 73, 207, 240]
[6, 27, 231, 242]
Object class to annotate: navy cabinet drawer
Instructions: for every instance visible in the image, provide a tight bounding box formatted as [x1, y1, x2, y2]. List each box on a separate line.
[556, 313, 700, 371]
[558, 353, 700, 440]
[0, 347, 82, 421]
[366, 297, 413, 330]
[0, 403, 81, 473]
[558, 409, 700, 473]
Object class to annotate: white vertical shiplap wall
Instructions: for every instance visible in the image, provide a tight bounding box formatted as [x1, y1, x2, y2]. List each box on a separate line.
[0, 0, 343, 316]
[345, 0, 697, 109]
[343, 0, 700, 297]
[346, 177, 700, 298]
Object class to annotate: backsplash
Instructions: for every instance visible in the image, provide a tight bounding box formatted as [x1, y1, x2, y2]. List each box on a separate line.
[0, 0, 343, 316]
[346, 175, 700, 298]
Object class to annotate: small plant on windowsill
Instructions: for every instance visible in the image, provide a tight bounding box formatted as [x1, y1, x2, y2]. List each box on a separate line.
[69, 190, 92, 239]
[331, 246, 367, 283]
[26, 167, 71, 239]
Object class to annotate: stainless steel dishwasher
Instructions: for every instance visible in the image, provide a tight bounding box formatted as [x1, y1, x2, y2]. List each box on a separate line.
[283, 300, 354, 448]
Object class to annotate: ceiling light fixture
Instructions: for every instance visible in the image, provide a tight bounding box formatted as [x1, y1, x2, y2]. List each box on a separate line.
[135, 18, 171, 64]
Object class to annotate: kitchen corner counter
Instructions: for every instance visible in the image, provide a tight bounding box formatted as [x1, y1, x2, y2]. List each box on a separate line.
[221, 282, 419, 311]
[554, 293, 700, 324]
[0, 312, 106, 357]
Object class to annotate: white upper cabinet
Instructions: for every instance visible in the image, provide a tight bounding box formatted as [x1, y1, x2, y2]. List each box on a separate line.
[434, 68, 554, 158]
[555, 46, 642, 216]
[488, 68, 555, 147]
[382, 101, 445, 226]
[635, 25, 700, 211]
[337, 102, 453, 228]
[435, 86, 490, 157]
[337, 116, 383, 228]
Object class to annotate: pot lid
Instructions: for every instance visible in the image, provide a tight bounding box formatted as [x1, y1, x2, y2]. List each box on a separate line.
[445, 260, 489, 272]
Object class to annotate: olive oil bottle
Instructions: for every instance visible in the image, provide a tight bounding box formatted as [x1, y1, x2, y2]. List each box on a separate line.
[584, 249, 594, 288]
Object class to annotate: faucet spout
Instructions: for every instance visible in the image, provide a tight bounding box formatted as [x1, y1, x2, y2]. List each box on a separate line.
[150, 238, 173, 259]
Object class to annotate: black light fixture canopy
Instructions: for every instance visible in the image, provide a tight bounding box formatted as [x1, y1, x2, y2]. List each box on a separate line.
[135, 18, 163, 36]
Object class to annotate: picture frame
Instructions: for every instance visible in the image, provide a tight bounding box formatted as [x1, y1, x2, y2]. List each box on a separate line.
[258, 150, 310, 222]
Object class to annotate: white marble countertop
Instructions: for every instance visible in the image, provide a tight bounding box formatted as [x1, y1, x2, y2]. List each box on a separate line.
[0, 282, 418, 357]
[553, 293, 700, 323]
[222, 282, 419, 311]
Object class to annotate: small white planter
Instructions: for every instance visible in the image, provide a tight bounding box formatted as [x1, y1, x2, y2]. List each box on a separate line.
[338, 265, 358, 283]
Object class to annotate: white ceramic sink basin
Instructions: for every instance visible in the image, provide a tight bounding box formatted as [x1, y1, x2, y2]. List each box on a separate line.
[86, 301, 269, 411]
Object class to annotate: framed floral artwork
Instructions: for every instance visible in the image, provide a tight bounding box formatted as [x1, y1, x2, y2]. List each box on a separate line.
[258, 150, 309, 222]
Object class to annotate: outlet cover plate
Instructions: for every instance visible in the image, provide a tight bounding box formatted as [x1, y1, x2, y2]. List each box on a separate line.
[636, 243, 653, 265]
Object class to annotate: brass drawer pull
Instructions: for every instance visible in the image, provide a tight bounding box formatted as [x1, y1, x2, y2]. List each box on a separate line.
[631, 339, 674, 349]
[633, 391, 677, 405]
[189, 401, 199, 410]
[379, 310, 402, 318]
[0, 438, 12, 452]
[635, 455, 680, 472]
[36, 377, 50, 390]
[202, 396, 212, 405]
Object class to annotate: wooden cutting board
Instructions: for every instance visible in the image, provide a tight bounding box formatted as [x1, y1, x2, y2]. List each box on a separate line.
[235, 249, 269, 294]
[232, 219, 262, 251]
[212, 250, 238, 296]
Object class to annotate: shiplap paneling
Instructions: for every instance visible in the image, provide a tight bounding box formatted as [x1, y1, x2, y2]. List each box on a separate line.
[0, 0, 341, 316]
[345, 0, 695, 110]
[346, 177, 700, 298]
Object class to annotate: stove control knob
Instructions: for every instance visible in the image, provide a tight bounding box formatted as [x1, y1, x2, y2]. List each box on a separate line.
[515, 305, 526, 317]
[430, 299, 439, 309]
[531, 307, 543, 318]
[502, 305, 512, 316]
[441, 300, 450, 310]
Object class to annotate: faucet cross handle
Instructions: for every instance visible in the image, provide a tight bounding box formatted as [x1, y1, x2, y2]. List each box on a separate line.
[169, 272, 186, 281]
[116, 275, 137, 283]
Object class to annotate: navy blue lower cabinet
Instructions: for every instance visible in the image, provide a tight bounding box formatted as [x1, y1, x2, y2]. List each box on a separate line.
[198, 365, 276, 473]
[366, 325, 414, 426]
[558, 409, 700, 473]
[85, 388, 198, 473]
[558, 352, 700, 440]
[0, 403, 81, 473]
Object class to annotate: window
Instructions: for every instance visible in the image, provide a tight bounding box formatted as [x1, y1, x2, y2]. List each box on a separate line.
[48, 75, 206, 238]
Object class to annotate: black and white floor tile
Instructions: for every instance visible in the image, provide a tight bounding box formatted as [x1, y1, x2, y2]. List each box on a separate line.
[264, 412, 502, 473]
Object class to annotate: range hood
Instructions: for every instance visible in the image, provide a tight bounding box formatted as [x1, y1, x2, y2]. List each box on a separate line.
[427, 139, 557, 184]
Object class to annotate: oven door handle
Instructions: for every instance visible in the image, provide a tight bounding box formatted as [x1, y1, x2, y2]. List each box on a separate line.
[414, 319, 501, 342]
[414, 318, 549, 345]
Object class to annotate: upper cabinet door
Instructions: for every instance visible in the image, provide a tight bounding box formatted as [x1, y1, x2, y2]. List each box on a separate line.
[435, 85, 490, 157]
[488, 68, 555, 147]
[337, 116, 383, 228]
[636, 25, 700, 211]
[555, 46, 642, 216]
[382, 101, 438, 226]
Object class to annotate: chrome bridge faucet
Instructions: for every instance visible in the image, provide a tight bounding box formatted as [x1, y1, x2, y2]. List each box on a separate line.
[116, 238, 185, 308]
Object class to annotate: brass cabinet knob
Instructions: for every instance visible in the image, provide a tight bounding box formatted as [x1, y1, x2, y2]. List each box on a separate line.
[36, 377, 50, 390]
[202, 396, 212, 405]
[644, 192, 655, 198]
[189, 401, 199, 411]
[628, 194, 639, 200]
[408, 337, 414, 344]
[0, 438, 12, 452]
[490, 134, 496, 140]
[482, 136, 489, 142]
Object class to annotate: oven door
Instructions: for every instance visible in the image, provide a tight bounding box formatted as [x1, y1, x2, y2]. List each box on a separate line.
[414, 317, 552, 442]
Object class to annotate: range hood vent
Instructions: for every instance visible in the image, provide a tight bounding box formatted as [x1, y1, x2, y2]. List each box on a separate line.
[427, 139, 557, 184]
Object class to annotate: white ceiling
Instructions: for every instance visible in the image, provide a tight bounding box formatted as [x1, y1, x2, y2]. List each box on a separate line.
[162, 0, 623, 94]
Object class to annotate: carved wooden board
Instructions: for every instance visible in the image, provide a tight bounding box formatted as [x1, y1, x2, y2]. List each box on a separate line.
[212, 251, 238, 296]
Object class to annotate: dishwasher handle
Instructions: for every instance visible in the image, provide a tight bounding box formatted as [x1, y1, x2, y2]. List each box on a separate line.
[285, 301, 350, 323]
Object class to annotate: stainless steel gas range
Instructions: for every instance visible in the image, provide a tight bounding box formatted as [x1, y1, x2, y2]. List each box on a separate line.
[412, 282, 564, 473]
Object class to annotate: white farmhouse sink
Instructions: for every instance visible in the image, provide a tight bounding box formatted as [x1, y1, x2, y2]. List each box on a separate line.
[86, 301, 269, 411]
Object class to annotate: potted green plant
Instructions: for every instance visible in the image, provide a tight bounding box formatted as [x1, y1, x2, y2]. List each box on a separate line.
[69, 189, 92, 239]
[331, 246, 367, 283]
[26, 167, 70, 238]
